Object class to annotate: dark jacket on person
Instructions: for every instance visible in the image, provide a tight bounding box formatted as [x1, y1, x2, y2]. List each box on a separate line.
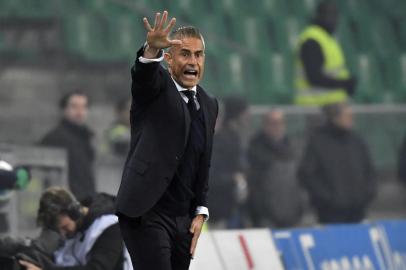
[115, 48, 218, 218]
[398, 134, 406, 185]
[210, 125, 244, 221]
[298, 123, 376, 211]
[247, 132, 303, 227]
[40, 119, 95, 201]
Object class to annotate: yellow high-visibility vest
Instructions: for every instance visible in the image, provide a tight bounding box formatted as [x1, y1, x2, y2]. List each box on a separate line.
[294, 25, 350, 106]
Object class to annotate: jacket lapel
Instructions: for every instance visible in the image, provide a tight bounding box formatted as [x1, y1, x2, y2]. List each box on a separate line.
[196, 87, 212, 153]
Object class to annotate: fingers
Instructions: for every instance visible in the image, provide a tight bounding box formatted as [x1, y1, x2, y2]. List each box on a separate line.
[158, 10, 168, 30]
[19, 260, 34, 270]
[189, 220, 202, 257]
[164, 17, 177, 33]
[19, 260, 29, 266]
[190, 233, 198, 256]
[153, 12, 160, 30]
[143, 17, 153, 32]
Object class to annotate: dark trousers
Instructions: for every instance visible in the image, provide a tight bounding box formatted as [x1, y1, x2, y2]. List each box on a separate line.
[118, 208, 193, 270]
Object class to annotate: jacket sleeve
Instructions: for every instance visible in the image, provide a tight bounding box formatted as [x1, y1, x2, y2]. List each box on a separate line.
[48, 224, 123, 270]
[297, 136, 330, 203]
[131, 46, 165, 105]
[300, 39, 351, 89]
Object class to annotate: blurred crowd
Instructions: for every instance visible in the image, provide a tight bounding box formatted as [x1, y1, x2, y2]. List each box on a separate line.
[209, 96, 398, 229]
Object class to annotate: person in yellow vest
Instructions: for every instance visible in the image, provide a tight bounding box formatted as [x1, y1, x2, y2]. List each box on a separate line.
[294, 1, 357, 106]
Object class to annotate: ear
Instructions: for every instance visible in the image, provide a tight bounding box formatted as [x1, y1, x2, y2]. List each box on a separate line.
[164, 52, 172, 67]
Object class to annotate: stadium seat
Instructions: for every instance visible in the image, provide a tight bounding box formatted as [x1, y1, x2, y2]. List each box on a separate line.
[381, 54, 406, 103]
[370, 16, 399, 59]
[397, 18, 406, 52]
[353, 54, 385, 103]
[228, 16, 272, 53]
[336, 15, 357, 72]
[0, 0, 55, 18]
[105, 13, 144, 60]
[273, 16, 305, 54]
[229, 0, 288, 17]
[256, 52, 293, 104]
[200, 14, 228, 40]
[289, 0, 318, 20]
[62, 13, 109, 61]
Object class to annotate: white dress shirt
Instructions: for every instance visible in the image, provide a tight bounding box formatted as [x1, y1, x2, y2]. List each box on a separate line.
[139, 50, 209, 220]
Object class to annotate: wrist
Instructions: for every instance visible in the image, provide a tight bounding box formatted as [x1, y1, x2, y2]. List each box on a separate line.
[143, 44, 160, 59]
[196, 214, 206, 222]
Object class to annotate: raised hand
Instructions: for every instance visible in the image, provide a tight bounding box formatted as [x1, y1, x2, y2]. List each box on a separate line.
[142, 11, 182, 58]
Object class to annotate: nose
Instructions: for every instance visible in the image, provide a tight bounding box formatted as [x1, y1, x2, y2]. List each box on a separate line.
[188, 54, 198, 65]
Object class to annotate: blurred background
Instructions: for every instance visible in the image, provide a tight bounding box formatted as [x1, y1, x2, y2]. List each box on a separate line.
[0, 0, 405, 237]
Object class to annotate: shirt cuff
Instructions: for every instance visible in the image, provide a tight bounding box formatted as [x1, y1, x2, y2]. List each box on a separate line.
[138, 42, 164, 63]
[195, 206, 209, 221]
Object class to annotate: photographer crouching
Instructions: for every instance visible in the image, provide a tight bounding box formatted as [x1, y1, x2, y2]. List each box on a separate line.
[1, 187, 132, 270]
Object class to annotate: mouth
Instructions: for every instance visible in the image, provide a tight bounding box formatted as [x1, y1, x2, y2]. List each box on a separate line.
[183, 69, 198, 79]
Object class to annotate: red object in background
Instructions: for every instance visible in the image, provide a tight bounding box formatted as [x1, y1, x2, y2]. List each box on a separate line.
[238, 234, 255, 269]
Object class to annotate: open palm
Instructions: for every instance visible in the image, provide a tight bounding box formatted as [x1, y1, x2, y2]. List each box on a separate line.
[143, 11, 182, 50]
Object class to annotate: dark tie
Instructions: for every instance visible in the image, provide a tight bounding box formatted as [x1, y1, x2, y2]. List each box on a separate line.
[181, 90, 198, 117]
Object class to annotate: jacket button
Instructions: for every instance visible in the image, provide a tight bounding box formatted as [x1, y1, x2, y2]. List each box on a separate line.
[175, 156, 179, 161]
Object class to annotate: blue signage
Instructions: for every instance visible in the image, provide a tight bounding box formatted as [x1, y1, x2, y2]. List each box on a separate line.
[272, 223, 399, 270]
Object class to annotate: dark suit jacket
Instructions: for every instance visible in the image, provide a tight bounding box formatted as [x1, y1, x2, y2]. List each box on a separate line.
[116, 47, 218, 218]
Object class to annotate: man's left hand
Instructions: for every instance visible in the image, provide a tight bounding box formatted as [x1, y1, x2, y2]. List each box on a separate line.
[19, 260, 42, 270]
[189, 214, 205, 258]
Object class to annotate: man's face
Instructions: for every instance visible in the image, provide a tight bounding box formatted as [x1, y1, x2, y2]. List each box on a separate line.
[165, 37, 205, 89]
[57, 214, 77, 239]
[63, 95, 88, 125]
[263, 111, 286, 141]
[334, 106, 354, 130]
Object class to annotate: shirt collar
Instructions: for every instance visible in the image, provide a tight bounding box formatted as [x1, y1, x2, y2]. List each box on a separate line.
[171, 77, 197, 94]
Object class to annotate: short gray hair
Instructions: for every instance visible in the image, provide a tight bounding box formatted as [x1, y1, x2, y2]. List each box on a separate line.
[169, 26, 205, 49]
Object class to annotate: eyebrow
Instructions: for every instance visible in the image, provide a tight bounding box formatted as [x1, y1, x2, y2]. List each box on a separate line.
[180, 49, 204, 54]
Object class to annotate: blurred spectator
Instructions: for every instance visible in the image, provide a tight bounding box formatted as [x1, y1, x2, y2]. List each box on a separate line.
[247, 110, 303, 228]
[399, 134, 406, 185]
[294, 0, 357, 106]
[19, 187, 131, 270]
[298, 103, 376, 223]
[105, 98, 131, 158]
[210, 96, 250, 228]
[40, 91, 95, 201]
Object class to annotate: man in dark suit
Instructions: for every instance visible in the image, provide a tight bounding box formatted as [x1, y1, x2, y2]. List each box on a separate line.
[116, 11, 218, 270]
